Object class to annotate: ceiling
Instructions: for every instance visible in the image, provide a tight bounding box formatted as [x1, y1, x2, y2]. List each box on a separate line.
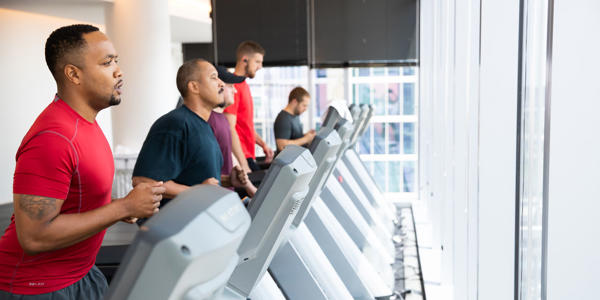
[0, 0, 213, 43]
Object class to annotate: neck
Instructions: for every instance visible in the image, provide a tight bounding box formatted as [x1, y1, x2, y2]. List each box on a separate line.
[184, 96, 213, 121]
[284, 104, 296, 115]
[234, 62, 246, 77]
[57, 85, 99, 123]
[213, 106, 225, 113]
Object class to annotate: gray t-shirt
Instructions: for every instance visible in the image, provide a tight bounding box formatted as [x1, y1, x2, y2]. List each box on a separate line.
[274, 110, 304, 146]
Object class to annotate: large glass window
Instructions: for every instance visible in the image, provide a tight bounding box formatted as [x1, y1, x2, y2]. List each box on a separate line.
[246, 66, 309, 154]
[348, 66, 419, 196]
[247, 65, 418, 198]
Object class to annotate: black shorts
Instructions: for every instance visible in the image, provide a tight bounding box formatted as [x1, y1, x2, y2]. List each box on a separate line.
[246, 158, 261, 172]
[0, 265, 107, 300]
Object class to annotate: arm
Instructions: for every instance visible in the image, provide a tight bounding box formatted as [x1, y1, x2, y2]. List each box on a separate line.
[231, 154, 257, 196]
[276, 130, 316, 151]
[11, 133, 164, 255]
[133, 176, 218, 199]
[254, 131, 267, 149]
[220, 175, 232, 187]
[224, 113, 251, 173]
[13, 182, 164, 255]
[221, 165, 248, 188]
[255, 131, 274, 162]
[232, 153, 240, 167]
[132, 130, 217, 199]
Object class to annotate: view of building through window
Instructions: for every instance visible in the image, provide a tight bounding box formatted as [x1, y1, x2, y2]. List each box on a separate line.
[247, 66, 418, 198]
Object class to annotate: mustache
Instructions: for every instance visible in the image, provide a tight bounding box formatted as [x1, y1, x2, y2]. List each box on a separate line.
[218, 87, 224, 94]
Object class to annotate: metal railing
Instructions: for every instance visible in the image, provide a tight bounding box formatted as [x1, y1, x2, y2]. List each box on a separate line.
[111, 154, 137, 199]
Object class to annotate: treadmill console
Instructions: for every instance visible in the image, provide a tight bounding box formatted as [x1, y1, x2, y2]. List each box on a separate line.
[104, 185, 251, 300]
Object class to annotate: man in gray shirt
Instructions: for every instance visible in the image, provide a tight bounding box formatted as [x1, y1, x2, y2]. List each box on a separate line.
[273, 87, 316, 153]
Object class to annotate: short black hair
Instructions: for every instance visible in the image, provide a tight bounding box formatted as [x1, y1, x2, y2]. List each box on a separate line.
[176, 59, 208, 97]
[45, 24, 99, 78]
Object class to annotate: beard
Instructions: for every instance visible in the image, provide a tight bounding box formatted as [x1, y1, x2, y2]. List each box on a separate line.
[216, 88, 226, 108]
[109, 94, 121, 106]
[245, 65, 255, 79]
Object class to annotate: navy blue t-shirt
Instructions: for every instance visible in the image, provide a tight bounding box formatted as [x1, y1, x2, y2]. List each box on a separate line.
[133, 105, 223, 203]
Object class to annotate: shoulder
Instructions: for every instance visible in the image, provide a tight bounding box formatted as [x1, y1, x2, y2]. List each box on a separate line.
[274, 111, 292, 134]
[209, 111, 226, 121]
[149, 107, 192, 134]
[234, 81, 251, 99]
[20, 130, 76, 153]
[18, 102, 78, 153]
[234, 80, 248, 89]
[16, 129, 78, 175]
[275, 110, 291, 122]
[37, 101, 79, 133]
[210, 111, 229, 125]
[292, 114, 302, 123]
[216, 112, 232, 126]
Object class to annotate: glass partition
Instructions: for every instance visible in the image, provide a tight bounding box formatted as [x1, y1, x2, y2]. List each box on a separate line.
[516, 0, 554, 299]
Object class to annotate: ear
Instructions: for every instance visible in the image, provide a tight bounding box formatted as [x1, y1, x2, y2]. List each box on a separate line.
[63, 64, 81, 85]
[187, 80, 200, 95]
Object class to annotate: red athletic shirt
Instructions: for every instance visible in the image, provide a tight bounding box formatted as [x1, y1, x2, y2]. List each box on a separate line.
[0, 96, 114, 295]
[224, 80, 256, 159]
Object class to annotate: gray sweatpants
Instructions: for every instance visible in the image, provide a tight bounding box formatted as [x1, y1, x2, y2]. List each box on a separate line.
[0, 265, 107, 300]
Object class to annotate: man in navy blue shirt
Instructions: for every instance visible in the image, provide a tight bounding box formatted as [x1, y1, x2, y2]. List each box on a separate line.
[132, 59, 247, 206]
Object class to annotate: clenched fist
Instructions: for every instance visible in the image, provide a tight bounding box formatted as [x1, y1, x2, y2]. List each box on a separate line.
[120, 181, 165, 219]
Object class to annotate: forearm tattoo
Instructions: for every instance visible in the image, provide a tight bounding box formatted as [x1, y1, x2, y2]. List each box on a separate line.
[17, 195, 59, 221]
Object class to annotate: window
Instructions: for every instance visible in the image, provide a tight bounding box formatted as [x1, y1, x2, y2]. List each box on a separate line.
[247, 66, 418, 198]
[246, 66, 309, 154]
[348, 66, 419, 196]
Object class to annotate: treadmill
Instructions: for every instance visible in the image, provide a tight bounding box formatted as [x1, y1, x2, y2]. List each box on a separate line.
[333, 105, 397, 242]
[269, 127, 353, 300]
[221, 145, 317, 299]
[274, 107, 395, 299]
[318, 106, 397, 291]
[101, 145, 317, 300]
[104, 185, 251, 300]
[342, 105, 398, 226]
[99, 106, 400, 299]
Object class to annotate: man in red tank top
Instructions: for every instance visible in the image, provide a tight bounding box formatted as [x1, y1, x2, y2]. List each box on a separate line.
[0, 25, 165, 300]
[223, 41, 275, 172]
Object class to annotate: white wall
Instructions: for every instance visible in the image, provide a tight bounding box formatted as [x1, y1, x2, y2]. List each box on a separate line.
[0, 1, 207, 204]
[478, 0, 520, 299]
[547, 0, 600, 299]
[419, 0, 520, 299]
[1, 0, 106, 25]
[0, 7, 112, 205]
[105, 0, 175, 152]
[451, 0, 484, 299]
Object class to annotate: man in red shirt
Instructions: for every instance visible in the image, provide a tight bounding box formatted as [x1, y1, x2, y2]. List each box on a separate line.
[0, 24, 165, 299]
[224, 41, 275, 172]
